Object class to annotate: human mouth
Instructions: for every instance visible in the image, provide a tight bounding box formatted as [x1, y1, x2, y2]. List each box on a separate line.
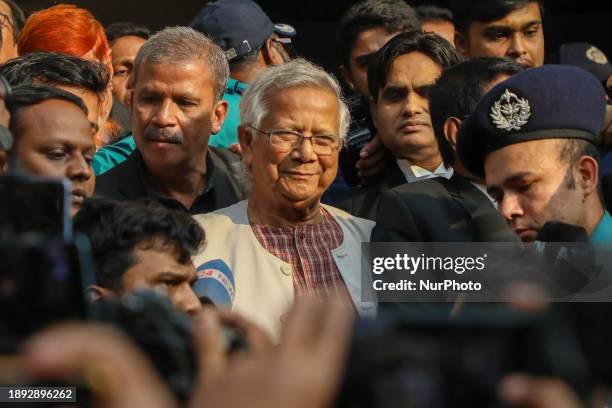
[398, 120, 429, 133]
[282, 171, 318, 180]
[145, 128, 183, 144]
[72, 188, 86, 206]
[515, 58, 533, 68]
[514, 228, 538, 243]
[148, 137, 182, 145]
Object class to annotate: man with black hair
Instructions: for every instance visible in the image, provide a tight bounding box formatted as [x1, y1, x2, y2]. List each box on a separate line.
[190, 0, 297, 149]
[74, 198, 204, 316]
[451, 0, 544, 68]
[332, 0, 421, 191]
[105, 22, 150, 44]
[105, 22, 151, 106]
[0, 51, 109, 137]
[337, 0, 420, 98]
[3, 84, 95, 216]
[0, 0, 24, 63]
[340, 31, 461, 220]
[416, 5, 455, 46]
[372, 58, 523, 242]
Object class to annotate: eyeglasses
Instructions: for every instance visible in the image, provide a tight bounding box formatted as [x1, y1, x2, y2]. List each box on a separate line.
[247, 125, 342, 156]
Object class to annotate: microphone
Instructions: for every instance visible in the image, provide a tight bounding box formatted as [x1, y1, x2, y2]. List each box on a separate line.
[534, 222, 594, 293]
[468, 210, 519, 242]
[536, 221, 589, 243]
[193, 259, 235, 307]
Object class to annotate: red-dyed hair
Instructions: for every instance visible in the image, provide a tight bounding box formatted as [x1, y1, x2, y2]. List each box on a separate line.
[17, 4, 110, 65]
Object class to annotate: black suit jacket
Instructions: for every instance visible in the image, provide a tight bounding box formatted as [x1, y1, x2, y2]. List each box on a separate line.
[371, 173, 517, 242]
[336, 160, 407, 220]
[95, 146, 251, 214]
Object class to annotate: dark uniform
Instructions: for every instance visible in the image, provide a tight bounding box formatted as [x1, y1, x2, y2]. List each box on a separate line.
[95, 147, 251, 215]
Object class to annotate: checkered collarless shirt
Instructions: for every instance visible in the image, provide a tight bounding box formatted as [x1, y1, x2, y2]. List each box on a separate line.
[250, 208, 351, 299]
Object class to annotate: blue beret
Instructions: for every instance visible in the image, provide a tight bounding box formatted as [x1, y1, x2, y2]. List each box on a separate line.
[559, 42, 611, 82]
[457, 65, 606, 179]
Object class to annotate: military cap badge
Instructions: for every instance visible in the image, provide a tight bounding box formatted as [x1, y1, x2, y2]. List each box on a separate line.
[490, 89, 532, 131]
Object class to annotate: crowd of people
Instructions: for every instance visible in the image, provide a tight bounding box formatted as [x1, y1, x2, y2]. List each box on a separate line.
[2, 0, 612, 406]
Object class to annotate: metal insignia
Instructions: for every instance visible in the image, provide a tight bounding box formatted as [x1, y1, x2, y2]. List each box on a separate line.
[586, 46, 608, 65]
[490, 89, 532, 131]
[225, 48, 238, 61]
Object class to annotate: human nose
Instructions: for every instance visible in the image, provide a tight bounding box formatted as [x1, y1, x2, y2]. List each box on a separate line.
[506, 33, 528, 59]
[176, 285, 203, 317]
[152, 100, 178, 127]
[498, 194, 524, 222]
[67, 154, 92, 183]
[402, 92, 425, 117]
[290, 134, 317, 161]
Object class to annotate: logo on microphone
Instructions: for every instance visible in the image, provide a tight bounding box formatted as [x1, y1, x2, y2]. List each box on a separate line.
[195, 259, 236, 306]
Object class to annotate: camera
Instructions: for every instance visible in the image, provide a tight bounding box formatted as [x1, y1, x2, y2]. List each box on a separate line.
[340, 93, 375, 186]
[0, 173, 72, 239]
[0, 173, 249, 402]
[0, 173, 91, 352]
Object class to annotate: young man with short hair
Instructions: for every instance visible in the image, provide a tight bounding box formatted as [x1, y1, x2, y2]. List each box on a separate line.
[372, 57, 523, 242]
[339, 31, 461, 220]
[451, 0, 544, 68]
[74, 198, 204, 316]
[4, 85, 95, 216]
[337, 0, 420, 97]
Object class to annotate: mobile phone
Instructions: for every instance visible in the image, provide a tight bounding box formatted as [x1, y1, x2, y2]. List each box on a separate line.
[0, 173, 72, 240]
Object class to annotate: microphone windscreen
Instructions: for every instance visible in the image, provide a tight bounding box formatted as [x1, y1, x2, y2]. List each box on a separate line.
[469, 210, 519, 242]
[193, 259, 235, 307]
[536, 222, 589, 242]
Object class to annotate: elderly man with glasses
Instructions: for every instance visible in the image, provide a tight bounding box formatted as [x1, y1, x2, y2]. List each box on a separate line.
[193, 58, 376, 339]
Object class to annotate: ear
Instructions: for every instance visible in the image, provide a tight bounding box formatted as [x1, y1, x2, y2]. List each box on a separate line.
[369, 96, 378, 128]
[577, 155, 599, 196]
[454, 31, 470, 60]
[339, 64, 355, 91]
[86, 284, 114, 303]
[211, 100, 229, 135]
[238, 125, 255, 168]
[262, 38, 284, 66]
[443, 117, 462, 150]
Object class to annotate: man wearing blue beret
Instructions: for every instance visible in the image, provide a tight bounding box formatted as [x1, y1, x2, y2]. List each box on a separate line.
[458, 65, 612, 244]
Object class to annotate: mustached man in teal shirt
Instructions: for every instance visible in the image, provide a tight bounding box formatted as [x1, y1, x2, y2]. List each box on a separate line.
[94, 0, 296, 176]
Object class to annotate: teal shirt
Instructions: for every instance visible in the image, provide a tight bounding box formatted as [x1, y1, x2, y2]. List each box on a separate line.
[93, 133, 136, 175]
[209, 77, 248, 148]
[591, 211, 612, 244]
[93, 78, 249, 175]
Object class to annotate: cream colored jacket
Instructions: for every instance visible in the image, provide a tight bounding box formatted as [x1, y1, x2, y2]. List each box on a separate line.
[193, 200, 377, 339]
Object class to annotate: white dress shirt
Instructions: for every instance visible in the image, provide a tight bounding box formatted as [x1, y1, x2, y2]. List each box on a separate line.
[396, 159, 454, 183]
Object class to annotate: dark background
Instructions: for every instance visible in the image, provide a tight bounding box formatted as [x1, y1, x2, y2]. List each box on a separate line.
[15, 0, 612, 74]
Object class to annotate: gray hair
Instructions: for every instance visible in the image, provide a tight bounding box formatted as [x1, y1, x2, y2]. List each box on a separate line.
[239, 58, 350, 140]
[133, 26, 229, 101]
